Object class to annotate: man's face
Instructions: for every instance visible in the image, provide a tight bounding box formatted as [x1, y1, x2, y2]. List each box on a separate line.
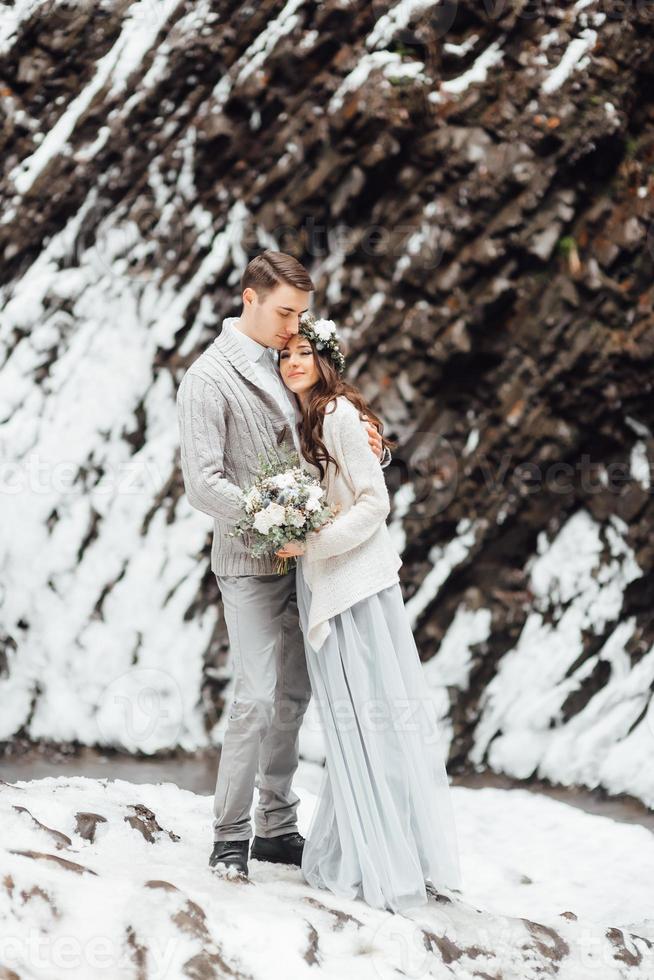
[243, 283, 311, 349]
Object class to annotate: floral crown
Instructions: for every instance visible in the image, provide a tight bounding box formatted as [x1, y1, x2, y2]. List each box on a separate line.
[298, 310, 346, 375]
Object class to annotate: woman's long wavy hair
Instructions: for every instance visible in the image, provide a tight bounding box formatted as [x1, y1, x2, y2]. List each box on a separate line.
[279, 338, 397, 481]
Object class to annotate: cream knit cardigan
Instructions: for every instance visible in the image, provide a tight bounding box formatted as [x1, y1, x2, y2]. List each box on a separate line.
[300, 395, 403, 651]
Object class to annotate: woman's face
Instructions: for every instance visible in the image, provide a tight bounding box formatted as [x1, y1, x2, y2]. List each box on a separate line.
[278, 332, 320, 399]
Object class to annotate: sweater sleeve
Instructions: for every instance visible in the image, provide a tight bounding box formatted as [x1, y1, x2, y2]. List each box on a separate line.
[304, 403, 391, 562]
[176, 372, 245, 523]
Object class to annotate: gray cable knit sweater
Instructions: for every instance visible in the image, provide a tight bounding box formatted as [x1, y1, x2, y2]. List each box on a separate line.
[176, 318, 391, 576]
[176, 322, 299, 575]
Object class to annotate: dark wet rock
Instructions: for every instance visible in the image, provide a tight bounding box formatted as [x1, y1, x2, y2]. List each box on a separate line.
[124, 803, 181, 843]
[0, 967, 21, 980]
[303, 921, 320, 966]
[74, 811, 108, 843]
[8, 849, 97, 876]
[425, 886, 453, 904]
[422, 927, 492, 965]
[125, 924, 147, 980]
[606, 926, 654, 966]
[302, 895, 364, 930]
[183, 951, 251, 980]
[522, 919, 570, 962]
[144, 880, 252, 978]
[12, 805, 72, 849]
[19, 883, 60, 918]
[145, 879, 182, 893]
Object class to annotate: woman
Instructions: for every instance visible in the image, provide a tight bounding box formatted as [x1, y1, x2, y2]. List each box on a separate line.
[274, 314, 463, 913]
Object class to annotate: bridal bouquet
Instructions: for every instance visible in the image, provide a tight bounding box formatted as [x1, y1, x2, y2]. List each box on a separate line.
[228, 448, 336, 575]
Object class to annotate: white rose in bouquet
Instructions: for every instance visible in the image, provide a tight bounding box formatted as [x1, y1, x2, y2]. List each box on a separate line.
[286, 508, 307, 528]
[264, 502, 286, 525]
[273, 472, 298, 489]
[252, 510, 274, 535]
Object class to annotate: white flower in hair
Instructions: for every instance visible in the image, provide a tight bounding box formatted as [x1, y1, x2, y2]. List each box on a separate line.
[299, 309, 346, 374]
[313, 318, 337, 341]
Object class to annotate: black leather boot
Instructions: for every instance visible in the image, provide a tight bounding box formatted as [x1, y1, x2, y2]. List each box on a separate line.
[209, 838, 249, 876]
[250, 831, 305, 866]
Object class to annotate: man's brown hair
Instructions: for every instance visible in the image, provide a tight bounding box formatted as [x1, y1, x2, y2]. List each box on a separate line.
[241, 250, 314, 300]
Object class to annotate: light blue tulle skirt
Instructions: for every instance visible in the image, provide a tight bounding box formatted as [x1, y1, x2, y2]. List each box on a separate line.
[295, 557, 463, 913]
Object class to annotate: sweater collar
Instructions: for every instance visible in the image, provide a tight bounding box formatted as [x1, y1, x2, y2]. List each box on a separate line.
[213, 317, 266, 390]
[213, 318, 300, 428]
[223, 316, 269, 363]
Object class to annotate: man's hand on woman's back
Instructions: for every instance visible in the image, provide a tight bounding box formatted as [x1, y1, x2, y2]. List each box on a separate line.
[361, 415, 383, 460]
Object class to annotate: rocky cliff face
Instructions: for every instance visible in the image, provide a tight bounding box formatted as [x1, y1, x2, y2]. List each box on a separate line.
[1, 1, 653, 806]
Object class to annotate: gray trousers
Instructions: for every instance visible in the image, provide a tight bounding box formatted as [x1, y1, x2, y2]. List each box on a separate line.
[213, 571, 312, 841]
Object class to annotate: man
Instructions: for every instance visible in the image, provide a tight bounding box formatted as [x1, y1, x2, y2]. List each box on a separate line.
[176, 250, 391, 878]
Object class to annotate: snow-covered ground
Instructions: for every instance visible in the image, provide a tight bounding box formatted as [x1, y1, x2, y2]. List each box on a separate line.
[1, 763, 653, 979]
